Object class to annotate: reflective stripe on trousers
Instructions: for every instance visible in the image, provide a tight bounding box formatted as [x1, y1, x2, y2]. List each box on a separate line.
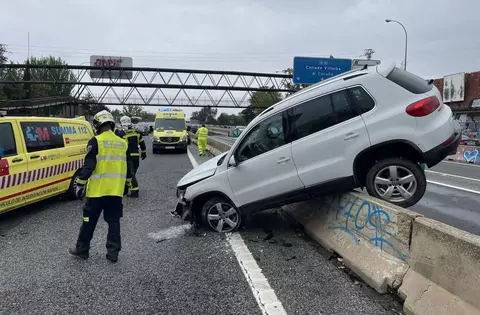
[90, 173, 127, 180]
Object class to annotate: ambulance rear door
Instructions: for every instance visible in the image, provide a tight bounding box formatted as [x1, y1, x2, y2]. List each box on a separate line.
[0, 120, 28, 213]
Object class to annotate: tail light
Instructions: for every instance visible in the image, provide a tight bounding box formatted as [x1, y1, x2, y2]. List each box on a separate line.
[405, 96, 441, 117]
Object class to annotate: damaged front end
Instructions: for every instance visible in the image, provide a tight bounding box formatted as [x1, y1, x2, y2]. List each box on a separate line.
[172, 188, 192, 222]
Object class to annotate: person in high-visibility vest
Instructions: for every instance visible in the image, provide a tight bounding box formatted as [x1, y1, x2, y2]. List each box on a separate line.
[69, 110, 133, 263]
[196, 124, 209, 156]
[115, 116, 147, 198]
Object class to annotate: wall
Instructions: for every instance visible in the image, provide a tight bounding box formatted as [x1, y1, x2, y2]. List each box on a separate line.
[434, 71, 480, 111]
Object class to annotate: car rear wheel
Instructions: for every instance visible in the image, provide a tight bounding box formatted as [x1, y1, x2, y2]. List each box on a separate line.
[365, 158, 426, 208]
[201, 197, 242, 233]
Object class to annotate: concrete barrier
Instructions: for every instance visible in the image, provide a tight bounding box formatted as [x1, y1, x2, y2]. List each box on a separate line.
[194, 140, 480, 315]
[190, 135, 228, 156]
[446, 144, 480, 164]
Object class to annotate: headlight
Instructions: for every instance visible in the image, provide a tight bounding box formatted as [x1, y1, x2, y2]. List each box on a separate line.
[153, 136, 159, 142]
[181, 135, 187, 142]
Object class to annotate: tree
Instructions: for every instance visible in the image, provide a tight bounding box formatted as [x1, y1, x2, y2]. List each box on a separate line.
[190, 106, 218, 124]
[111, 109, 122, 122]
[122, 104, 145, 117]
[0, 45, 9, 101]
[28, 56, 75, 98]
[1, 62, 24, 100]
[216, 112, 230, 126]
[81, 93, 110, 119]
[281, 68, 309, 95]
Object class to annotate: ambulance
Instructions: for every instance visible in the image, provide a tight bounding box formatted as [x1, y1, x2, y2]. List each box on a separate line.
[0, 116, 94, 214]
[152, 108, 188, 153]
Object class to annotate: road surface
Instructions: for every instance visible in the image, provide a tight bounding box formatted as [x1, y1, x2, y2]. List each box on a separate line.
[0, 138, 402, 315]
[412, 161, 480, 235]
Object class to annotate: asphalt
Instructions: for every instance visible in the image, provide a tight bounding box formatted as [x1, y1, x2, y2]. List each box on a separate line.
[0, 137, 403, 315]
[411, 161, 480, 235]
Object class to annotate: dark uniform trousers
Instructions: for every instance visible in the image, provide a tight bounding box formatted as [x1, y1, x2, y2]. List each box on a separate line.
[130, 157, 140, 192]
[76, 196, 123, 255]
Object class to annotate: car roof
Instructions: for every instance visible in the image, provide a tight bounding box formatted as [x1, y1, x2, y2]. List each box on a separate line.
[250, 66, 376, 125]
[0, 116, 89, 123]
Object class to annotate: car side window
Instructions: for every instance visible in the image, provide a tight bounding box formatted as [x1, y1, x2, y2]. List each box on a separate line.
[292, 94, 336, 139]
[331, 90, 358, 123]
[236, 112, 285, 163]
[20, 122, 65, 153]
[0, 123, 18, 158]
[348, 86, 375, 114]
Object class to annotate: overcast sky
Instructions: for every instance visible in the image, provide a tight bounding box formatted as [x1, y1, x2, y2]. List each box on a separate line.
[2, 0, 480, 118]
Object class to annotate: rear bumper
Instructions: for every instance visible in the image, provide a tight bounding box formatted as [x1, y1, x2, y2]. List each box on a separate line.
[153, 142, 187, 150]
[423, 132, 461, 168]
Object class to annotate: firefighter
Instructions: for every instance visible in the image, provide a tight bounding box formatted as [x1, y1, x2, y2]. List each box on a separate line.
[116, 115, 147, 198]
[69, 110, 133, 263]
[196, 124, 209, 156]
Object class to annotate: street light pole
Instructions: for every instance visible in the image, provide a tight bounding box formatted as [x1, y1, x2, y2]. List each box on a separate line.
[386, 19, 408, 70]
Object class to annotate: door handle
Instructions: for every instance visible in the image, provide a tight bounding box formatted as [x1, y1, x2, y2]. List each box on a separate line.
[12, 158, 23, 163]
[277, 157, 291, 164]
[30, 155, 40, 159]
[344, 132, 359, 140]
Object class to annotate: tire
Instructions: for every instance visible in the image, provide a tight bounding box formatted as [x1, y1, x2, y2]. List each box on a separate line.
[365, 157, 426, 208]
[66, 169, 81, 200]
[201, 197, 242, 233]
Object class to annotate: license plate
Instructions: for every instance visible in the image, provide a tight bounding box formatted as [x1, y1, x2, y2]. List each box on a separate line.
[165, 146, 175, 149]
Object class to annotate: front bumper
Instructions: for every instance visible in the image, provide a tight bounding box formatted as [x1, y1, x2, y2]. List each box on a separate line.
[423, 132, 461, 168]
[174, 192, 192, 222]
[153, 141, 187, 150]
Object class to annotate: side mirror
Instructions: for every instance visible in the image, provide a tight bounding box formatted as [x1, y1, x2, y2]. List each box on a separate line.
[228, 155, 237, 167]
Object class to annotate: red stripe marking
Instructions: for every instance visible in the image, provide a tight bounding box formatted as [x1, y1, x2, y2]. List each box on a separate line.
[0, 177, 72, 202]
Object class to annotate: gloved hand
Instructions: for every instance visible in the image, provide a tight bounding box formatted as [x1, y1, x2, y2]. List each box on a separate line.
[141, 152, 147, 160]
[75, 179, 86, 201]
[124, 179, 132, 196]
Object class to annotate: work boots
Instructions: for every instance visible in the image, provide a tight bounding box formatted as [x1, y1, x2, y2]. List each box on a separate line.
[129, 191, 139, 198]
[69, 247, 89, 259]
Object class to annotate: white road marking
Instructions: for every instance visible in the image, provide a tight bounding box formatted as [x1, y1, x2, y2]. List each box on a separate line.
[441, 160, 480, 168]
[187, 146, 286, 315]
[227, 233, 287, 315]
[425, 170, 480, 183]
[427, 180, 480, 195]
[187, 147, 199, 168]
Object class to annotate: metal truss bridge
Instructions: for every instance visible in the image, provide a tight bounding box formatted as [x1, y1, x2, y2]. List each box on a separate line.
[0, 64, 295, 108]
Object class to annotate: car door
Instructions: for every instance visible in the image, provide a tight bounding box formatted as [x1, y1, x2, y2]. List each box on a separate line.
[19, 120, 67, 204]
[290, 88, 371, 189]
[0, 120, 28, 213]
[226, 110, 304, 209]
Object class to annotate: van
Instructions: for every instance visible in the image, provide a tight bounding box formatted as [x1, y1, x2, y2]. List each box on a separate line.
[152, 108, 188, 153]
[0, 116, 94, 214]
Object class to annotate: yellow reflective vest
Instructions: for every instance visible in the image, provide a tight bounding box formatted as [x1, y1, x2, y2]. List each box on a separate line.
[86, 131, 128, 198]
[196, 127, 208, 139]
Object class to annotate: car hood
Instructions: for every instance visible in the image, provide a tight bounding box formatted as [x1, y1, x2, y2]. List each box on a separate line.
[177, 152, 227, 187]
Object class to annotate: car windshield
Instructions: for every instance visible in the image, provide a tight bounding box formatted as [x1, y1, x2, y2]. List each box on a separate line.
[155, 119, 185, 131]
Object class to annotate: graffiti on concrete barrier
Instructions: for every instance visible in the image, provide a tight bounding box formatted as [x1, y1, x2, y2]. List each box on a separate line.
[327, 195, 410, 261]
[447, 145, 480, 164]
[463, 147, 479, 163]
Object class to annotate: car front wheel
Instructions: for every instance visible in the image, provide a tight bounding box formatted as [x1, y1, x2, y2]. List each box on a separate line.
[365, 158, 426, 208]
[201, 197, 242, 233]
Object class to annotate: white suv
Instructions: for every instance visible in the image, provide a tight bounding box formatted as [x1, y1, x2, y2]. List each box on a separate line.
[174, 65, 460, 232]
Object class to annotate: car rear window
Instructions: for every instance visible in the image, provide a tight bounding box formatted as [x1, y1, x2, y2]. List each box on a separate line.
[386, 67, 433, 94]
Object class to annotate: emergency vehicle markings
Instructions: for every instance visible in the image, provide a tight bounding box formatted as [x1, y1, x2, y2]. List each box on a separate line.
[0, 159, 84, 190]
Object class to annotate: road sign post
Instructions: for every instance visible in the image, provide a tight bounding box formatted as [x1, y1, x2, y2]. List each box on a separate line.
[293, 57, 352, 85]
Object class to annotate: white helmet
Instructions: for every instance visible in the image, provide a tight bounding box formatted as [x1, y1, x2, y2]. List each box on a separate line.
[93, 110, 115, 132]
[120, 115, 132, 129]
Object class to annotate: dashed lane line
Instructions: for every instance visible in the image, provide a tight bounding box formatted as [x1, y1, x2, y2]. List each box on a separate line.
[425, 170, 480, 183]
[427, 180, 480, 195]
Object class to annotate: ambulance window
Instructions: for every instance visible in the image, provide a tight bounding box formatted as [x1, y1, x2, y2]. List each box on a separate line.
[20, 122, 65, 153]
[0, 123, 17, 157]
